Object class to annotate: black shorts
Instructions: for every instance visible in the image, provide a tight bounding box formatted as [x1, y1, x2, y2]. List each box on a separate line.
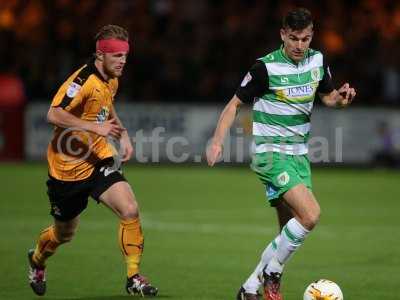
[47, 158, 127, 221]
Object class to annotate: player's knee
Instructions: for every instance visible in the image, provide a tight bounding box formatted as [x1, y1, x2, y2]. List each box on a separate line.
[58, 235, 73, 243]
[119, 202, 139, 220]
[302, 207, 320, 230]
[56, 230, 76, 243]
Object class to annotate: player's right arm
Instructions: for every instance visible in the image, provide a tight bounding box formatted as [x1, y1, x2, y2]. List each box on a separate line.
[47, 69, 124, 139]
[207, 61, 269, 166]
[207, 95, 243, 166]
[47, 108, 123, 138]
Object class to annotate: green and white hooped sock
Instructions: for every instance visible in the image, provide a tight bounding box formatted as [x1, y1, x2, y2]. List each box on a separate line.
[266, 218, 310, 275]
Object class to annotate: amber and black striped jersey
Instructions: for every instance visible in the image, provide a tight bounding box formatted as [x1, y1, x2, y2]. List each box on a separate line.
[47, 61, 118, 181]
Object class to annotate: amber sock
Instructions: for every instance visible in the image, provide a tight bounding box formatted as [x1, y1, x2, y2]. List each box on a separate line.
[32, 226, 62, 268]
[119, 218, 144, 278]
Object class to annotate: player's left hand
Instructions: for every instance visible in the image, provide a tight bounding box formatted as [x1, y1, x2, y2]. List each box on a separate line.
[336, 83, 356, 107]
[120, 131, 134, 162]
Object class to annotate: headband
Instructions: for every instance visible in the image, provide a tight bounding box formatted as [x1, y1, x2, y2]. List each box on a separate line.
[96, 39, 130, 53]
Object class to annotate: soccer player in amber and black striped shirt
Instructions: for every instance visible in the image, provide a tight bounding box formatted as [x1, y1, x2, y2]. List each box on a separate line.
[27, 25, 158, 297]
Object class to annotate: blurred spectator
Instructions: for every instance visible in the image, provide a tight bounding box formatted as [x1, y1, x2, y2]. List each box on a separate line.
[0, 73, 25, 107]
[0, 29, 25, 108]
[373, 121, 400, 168]
[381, 44, 400, 105]
[0, 38, 26, 161]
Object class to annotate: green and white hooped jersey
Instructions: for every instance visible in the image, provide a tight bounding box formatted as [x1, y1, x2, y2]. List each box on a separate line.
[236, 46, 333, 155]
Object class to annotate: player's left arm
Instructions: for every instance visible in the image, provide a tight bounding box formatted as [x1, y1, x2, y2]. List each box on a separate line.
[109, 105, 133, 162]
[318, 65, 356, 108]
[320, 83, 356, 108]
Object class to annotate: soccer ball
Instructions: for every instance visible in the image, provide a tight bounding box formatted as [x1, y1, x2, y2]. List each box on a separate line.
[303, 279, 343, 300]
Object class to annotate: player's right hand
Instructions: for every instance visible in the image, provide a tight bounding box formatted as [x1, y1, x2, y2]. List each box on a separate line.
[93, 118, 125, 138]
[206, 142, 223, 166]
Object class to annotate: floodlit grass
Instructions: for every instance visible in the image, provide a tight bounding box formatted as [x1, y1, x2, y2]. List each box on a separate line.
[1, 163, 399, 299]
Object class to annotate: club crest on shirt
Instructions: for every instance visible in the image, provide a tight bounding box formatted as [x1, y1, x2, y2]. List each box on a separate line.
[311, 67, 321, 81]
[66, 82, 82, 98]
[96, 106, 110, 123]
[241, 72, 252, 87]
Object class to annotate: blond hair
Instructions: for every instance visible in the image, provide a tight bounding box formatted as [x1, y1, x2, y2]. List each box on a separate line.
[95, 24, 129, 41]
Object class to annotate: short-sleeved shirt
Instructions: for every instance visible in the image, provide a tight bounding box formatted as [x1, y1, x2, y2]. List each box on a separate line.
[236, 61, 333, 104]
[47, 61, 118, 181]
[235, 47, 334, 155]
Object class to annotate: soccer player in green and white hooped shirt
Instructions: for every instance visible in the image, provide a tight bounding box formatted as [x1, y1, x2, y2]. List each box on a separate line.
[207, 8, 356, 300]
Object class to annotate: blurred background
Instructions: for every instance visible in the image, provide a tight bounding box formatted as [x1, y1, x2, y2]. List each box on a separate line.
[0, 0, 400, 164]
[1, 2, 400, 300]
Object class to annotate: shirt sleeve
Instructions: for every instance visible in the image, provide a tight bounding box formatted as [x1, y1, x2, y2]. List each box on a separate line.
[51, 76, 92, 111]
[317, 64, 334, 94]
[235, 61, 269, 104]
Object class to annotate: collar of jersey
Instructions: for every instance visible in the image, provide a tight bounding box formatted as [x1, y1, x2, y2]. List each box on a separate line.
[87, 59, 109, 83]
[279, 44, 309, 66]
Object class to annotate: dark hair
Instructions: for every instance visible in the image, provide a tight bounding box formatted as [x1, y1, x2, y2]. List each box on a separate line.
[282, 8, 313, 31]
[95, 24, 129, 41]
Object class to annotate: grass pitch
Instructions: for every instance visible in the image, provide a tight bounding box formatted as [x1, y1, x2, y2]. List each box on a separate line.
[0, 163, 399, 300]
